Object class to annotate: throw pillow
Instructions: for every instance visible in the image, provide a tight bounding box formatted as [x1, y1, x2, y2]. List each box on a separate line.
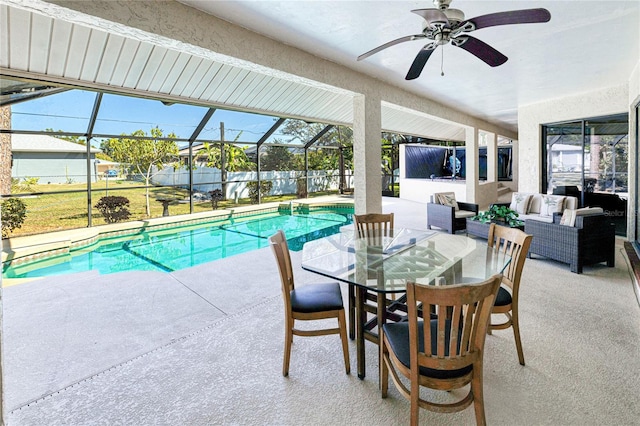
[509, 193, 532, 214]
[539, 195, 566, 217]
[437, 192, 459, 211]
[559, 209, 577, 226]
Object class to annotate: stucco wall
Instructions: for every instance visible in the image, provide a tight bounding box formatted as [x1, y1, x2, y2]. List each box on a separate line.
[517, 84, 630, 194]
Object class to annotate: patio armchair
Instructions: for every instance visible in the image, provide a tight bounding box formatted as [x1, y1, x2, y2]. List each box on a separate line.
[524, 208, 615, 274]
[427, 192, 479, 234]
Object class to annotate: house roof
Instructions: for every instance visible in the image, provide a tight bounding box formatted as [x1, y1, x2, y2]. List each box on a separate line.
[11, 134, 101, 154]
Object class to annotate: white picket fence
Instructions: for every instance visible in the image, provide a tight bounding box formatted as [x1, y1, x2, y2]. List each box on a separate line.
[151, 166, 353, 199]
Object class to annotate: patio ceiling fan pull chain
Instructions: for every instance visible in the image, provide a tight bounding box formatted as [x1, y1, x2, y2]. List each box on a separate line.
[440, 45, 444, 76]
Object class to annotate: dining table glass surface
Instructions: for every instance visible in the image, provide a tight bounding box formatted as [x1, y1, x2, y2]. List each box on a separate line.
[301, 227, 512, 379]
[301, 228, 511, 293]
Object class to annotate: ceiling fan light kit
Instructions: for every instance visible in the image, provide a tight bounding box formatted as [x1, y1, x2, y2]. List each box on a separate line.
[357, 0, 551, 80]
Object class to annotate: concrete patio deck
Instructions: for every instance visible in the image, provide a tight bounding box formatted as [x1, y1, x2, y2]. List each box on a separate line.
[1, 196, 638, 425]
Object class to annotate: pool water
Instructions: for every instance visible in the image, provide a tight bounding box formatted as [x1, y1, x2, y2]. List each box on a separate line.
[3, 209, 352, 279]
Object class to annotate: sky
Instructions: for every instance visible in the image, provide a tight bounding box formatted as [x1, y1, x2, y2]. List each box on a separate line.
[9, 88, 303, 145]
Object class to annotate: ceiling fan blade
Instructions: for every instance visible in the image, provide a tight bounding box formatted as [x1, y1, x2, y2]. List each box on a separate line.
[405, 43, 438, 80]
[357, 34, 426, 61]
[460, 8, 551, 31]
[411, 8, 450, 27]
[452, 35, 508, 67]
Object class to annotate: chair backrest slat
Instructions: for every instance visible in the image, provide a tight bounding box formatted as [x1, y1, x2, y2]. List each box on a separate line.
[269, 230, 295, 305]
[487, 224, 532, 292]
[408, 275, 501, 370]
[354, 213, 394, 245]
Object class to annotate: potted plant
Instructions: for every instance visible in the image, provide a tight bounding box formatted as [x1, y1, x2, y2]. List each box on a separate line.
[471, 204, 523, 228]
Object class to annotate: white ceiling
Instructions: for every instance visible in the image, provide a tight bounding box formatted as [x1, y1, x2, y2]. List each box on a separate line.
[0, 1, 638, 142]
[178, 0, 640, 131]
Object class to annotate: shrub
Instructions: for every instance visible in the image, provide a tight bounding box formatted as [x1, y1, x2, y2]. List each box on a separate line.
[209, 189, 224, 210]
[246, 181, 273, 204]
[22, 176, 39, 190]
[95, 196, 131, 223]
[1, 198, 27, 238]
[11, 176, 39, 193]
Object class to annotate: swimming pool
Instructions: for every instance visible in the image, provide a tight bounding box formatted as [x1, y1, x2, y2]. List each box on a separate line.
[2, 204, 353, 279]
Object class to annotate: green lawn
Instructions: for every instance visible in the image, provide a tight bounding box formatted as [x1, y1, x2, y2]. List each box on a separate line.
[6, 180, 335, 237]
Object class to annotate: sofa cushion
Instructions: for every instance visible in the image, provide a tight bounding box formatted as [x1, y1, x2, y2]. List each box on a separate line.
[436, 192, 459, 211]
[539, 195, 566, 217]
[510, 193, 533, 214]
[560, 207, 604, 227]
[513, 193, 577, 215]
[454, 210, 476, 219]
[521, 214, 554, 223]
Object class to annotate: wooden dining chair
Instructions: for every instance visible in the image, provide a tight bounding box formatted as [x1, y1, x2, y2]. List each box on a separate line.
[381, 274, 502, 426]
[486, 223, 533, 365]
[350, 213, 395, 339]
[268, 230, 350, 376]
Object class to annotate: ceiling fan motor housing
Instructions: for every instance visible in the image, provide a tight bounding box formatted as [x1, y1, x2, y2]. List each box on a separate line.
[432, 0, 464, 24]
[443, 8, 465, 24]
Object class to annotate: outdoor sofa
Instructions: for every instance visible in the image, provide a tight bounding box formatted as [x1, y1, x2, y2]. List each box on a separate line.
[524, 208, 615, 273]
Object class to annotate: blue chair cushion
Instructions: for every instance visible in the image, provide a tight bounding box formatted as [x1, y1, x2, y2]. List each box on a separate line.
[383, 320, 473, 379]
[494, 286, 512, 307]
[290, 282, 344, 313]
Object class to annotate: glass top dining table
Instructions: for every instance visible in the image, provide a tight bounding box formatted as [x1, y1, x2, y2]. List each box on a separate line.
[301, 227, 512, 379]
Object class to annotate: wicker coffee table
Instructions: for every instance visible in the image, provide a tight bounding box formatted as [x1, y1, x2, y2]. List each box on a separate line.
[466, 218, 524, 239]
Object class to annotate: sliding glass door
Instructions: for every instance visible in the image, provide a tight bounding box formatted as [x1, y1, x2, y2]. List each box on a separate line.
[543, 113, 629, 236]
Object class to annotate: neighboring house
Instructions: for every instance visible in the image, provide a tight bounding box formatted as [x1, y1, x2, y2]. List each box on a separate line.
[11, 134, 101, 184]
[178, 143, 208, 166]
[94, 159, 121, 177]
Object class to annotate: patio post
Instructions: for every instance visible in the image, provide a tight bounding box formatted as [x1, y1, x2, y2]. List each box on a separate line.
[353, 94, 382, 215]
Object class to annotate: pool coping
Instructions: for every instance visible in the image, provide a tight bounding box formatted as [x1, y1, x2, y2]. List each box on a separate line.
[1, 197, 354, 282]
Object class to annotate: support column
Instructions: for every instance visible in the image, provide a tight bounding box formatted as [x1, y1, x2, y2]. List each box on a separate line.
[486, 131, 497, 183]
[353, 94, 382, 214]
[511, 137, 519, 187]
[465, 127, 479, 203]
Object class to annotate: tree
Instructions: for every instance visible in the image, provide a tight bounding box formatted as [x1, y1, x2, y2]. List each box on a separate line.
[45, 129, 86, 145]
[101, 127, 179, 216]
[199, 142, 254, 172]
[272, 121, 354, 171]
[196, 140, 254, 199]
[261, 145, 296, 171]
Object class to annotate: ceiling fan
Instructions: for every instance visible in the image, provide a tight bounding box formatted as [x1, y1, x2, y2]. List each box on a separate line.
[357, 0, 551, 80]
